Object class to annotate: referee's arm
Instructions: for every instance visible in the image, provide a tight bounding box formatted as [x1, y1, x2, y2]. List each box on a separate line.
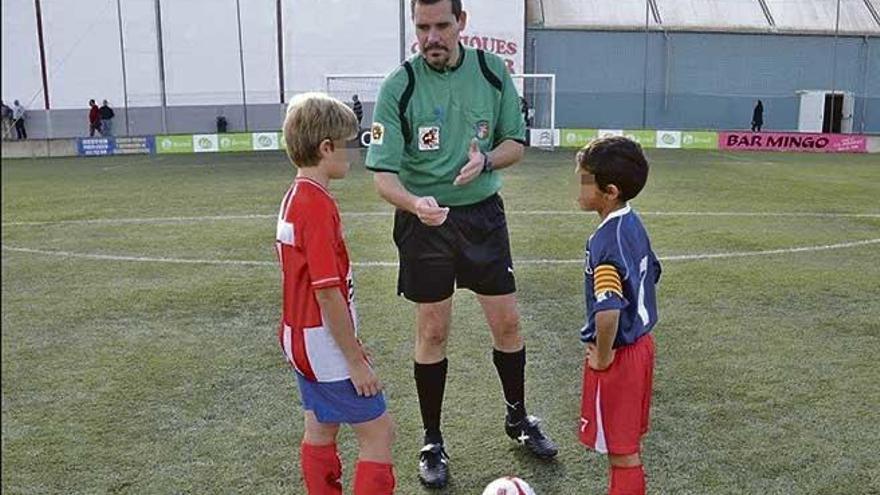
[373, 172, 419, 214]
[374, 173, 449, 227]
[485, 140, 524, 171]
[367, 70, 448, 225]
[490, 54, 528, 170]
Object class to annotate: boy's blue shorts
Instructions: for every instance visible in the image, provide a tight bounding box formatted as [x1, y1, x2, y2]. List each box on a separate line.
[295, 372, 387, 424]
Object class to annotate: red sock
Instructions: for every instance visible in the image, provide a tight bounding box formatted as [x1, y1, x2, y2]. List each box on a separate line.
[353, 460, 395, 495]
[300, 443, 342, 495]
[609, 464, 645, 495]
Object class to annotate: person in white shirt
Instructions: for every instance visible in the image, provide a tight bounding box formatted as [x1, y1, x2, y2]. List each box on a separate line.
[12, 100, 27, 140]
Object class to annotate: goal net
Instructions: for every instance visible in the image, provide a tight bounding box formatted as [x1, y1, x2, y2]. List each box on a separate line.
[325, 73, 557, 147]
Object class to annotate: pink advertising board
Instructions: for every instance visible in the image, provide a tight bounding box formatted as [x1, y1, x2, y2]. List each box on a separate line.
[719, 132, 867, 153]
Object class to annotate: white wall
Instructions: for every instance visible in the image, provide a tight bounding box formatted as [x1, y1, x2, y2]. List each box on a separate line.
[285, 0, 400, 96]
[656, 0, 769, 31]
[41, 0, 124, 109]
[160, 0, 242, 105]
[540, 0, 659, 30]
[240, 0, 280, 104]
[766, 0, 880, 34]
[2, 0, 47, 109]
[120, 0, 162, 106]
[2, 0, 525, 110]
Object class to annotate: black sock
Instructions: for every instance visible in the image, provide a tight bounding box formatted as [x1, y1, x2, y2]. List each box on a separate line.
[493, 347, 527, 423]
[414, 359, 448, 445]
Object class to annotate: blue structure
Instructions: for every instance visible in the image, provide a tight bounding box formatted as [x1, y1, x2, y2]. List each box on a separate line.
[526, 30, 879, 133]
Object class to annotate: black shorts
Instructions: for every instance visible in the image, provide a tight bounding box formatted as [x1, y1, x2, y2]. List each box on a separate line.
[393, 194, 516, 303]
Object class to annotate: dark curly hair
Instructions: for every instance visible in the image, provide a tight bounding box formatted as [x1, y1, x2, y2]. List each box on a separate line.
[576, 136, 649, 202]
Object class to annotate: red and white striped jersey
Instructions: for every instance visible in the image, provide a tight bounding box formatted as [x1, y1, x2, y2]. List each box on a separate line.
[275, 177, 357, 382]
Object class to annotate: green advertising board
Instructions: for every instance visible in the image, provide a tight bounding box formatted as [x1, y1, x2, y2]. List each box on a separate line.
[560, 129, 598, 148]
[218, 133, 253, 152]
[558, 129, 719, 150]
[156, 135, 194, 154]
[623, 130, 657, 148]
[681, 131, 718, 149]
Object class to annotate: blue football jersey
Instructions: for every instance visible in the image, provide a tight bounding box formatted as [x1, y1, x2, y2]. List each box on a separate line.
[580, 204, 661, 348]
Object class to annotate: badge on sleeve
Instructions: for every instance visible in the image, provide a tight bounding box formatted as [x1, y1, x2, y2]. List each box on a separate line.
[370, 122, 385, 145]
[418, 126, 440, 151]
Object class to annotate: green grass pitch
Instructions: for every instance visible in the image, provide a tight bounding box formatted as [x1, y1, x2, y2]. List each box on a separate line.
[2, 148, 879, 494]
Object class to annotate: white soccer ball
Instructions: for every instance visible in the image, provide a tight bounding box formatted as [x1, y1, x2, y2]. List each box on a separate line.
[481, 476, 536, 495]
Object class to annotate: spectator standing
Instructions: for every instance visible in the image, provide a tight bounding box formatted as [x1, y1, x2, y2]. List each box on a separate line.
[751, 100, 763, 132]
[520, 96, 533, 128]
[99, 100, 115, 136]
[88, 100, 101, 137]
[352, 94, 364, 127]
[12, 100, 27, 140]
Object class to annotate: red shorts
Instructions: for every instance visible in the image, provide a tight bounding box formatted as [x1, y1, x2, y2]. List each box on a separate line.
[579, 333, 655, 455]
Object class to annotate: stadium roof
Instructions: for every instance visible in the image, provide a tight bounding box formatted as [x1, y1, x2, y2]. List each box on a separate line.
[527, 0, 880, 35]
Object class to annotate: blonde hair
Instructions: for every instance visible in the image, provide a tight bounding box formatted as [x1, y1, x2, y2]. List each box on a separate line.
[283, 92, 359, 168]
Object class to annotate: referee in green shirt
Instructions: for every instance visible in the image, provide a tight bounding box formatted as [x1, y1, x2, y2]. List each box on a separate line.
[366, 0, 557, 488]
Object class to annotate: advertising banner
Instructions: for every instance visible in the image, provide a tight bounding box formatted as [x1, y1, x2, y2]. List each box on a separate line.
[193, 134, 219, 153]
[218, 133, 253, 152]
[719, 132, 867, 153]
[529, 128, 560, 148]
[656, 130, 682, 149]
[624, 130, 656, 148]
[252, 132, 280, 151]
[156, 135, 194, 154]
[560, 129, 598, 148]
[114, 136, 155, 155]
[77, 138, 113, 156]
[597, 129, 624, 139]
[681, 131, 718, 150]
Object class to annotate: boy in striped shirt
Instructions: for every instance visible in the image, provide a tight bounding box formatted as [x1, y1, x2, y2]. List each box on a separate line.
[276, 93, 395, 494]
[575, 137, 661, 495]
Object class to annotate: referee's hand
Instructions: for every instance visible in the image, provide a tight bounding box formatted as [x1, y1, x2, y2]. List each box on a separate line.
[349, 360, 383, 397]
[415, 196, 449, 226]
[453, 139, 484, 187]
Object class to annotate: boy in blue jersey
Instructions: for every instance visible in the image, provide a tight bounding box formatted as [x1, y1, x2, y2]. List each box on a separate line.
[575, 136, 661, 495]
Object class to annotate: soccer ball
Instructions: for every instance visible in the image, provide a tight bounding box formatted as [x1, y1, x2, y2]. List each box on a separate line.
[482, 476, 536, 495]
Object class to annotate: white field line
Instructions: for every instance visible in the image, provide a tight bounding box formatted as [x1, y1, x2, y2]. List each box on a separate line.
[3, 210, 880, 226]
[3, 238, 878, 268]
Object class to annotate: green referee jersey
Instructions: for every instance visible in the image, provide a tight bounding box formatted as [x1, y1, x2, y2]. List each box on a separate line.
[365, 45, 526, 206]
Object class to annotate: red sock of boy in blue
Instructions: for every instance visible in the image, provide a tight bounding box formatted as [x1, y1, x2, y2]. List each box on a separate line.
[609, 464, 645, 495]
[353, 460, 395, 494]
[300, 443, 342, 495]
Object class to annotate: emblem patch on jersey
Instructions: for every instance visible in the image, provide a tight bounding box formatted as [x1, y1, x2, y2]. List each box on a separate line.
[593, 264, 623, 299]
[584, 250, 592, 274]
[475, 120, 489, 140]
[370, 122, 385, 145]
[418, 126, 440, 151]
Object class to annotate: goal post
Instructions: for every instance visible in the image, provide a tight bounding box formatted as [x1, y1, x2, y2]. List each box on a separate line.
[325, 72, 557, 147]
[324, 74, 387, 103]
[517, 73, 557, 148]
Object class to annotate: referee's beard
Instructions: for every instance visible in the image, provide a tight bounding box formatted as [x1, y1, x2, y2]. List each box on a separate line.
[423, 43, 458, 71]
